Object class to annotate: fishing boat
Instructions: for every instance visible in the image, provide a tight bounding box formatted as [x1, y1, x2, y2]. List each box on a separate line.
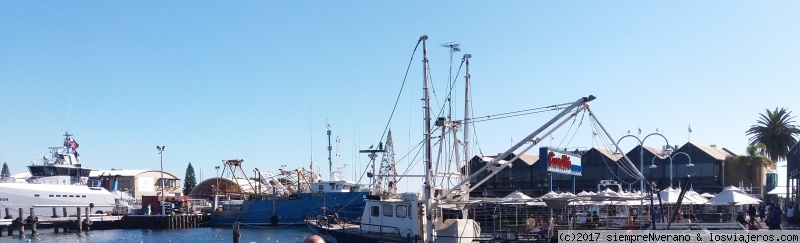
[307, 35, 600, 243]
[0, 133, 119, 218]
[208, 126, 370, 226]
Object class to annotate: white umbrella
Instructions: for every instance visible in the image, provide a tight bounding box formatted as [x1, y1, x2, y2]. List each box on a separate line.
[501, 190, 534, 202]
[700, 192, 715, 198]
[684, 189, 709, 205]
[538, 191, 562, 200]
[657, 187, 681, 204]
[707, 189, 763, 205]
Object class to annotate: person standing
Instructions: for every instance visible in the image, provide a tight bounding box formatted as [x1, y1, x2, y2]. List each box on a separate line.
[786, 205, 795, 226]
[748, 205, 757, 224]
[767, 206, 782, 230]
[759, 204, 766, 222]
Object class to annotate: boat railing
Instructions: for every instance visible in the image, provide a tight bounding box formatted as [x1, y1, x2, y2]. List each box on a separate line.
[358, 223, 402, 239]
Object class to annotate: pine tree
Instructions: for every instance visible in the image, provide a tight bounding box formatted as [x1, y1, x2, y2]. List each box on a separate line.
[183, 163, 197, 195]
[1, 162, 9, 178]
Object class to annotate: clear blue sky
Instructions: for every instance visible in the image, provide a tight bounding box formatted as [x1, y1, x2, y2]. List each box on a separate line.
[2, 1, 799, 193]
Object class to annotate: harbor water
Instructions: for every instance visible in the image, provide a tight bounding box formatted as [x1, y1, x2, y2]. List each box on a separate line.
[1, 226, 313, 243]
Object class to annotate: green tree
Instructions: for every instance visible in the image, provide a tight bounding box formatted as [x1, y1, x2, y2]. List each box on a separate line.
[183, 163, 197, 195]
[733, 143, 772, 186]
[1, 162, 10, 178]
[746, 107, 800, 162]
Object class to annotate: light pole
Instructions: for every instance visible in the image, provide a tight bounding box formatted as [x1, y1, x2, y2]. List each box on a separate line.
[614, 133, 671, 193]
[614, 133, 670, 229]
[650, 151, 694, 188]
[157, 146, 165, 215]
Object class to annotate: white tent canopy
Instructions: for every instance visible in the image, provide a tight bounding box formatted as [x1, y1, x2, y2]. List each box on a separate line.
[707, 187, 762, 205]
[767, 186, 797, 198]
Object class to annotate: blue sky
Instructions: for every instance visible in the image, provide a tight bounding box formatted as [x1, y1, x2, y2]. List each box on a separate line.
[1, 1, 799, 193]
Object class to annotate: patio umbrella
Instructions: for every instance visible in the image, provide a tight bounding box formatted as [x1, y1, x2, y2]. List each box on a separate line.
[707, 188, 762, 205]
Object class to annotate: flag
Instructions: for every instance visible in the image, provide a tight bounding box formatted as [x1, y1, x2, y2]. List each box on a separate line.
[592, 132, 597, 137]
[72, 140, 79, 149]
[638, 127, 641, 135]
[688, 124, 692, 133]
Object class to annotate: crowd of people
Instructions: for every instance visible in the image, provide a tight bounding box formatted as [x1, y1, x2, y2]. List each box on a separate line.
[739, 202, 795, 230]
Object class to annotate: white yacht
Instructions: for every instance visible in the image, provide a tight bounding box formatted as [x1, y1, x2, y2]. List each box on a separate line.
[0, 133, 118, 218]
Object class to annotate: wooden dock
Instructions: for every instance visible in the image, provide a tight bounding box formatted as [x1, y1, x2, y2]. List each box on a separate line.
[0, 207, 208, 237]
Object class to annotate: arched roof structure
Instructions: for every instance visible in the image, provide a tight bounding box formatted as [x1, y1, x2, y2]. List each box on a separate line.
[190, 177, 261, 199]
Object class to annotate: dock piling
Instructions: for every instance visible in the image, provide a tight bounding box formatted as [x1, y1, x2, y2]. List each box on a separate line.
[232, 221, 240, 243]
[76, 207, 81, 232]
[29, 208, 37, 236]
[51, 207, 58, 218]
[3, 208, 10, 219]
[17, 208, 24, 237]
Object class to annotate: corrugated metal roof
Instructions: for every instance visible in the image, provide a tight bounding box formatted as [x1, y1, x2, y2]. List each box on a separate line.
[642, 146, 669, 159]
[690, 142, 735, 160]
[595, 148, 622, 161]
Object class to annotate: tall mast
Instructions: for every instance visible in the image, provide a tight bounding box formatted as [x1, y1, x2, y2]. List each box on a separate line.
[421, 35, 435, 243]
[327, 122, 333, 175]
[461, 53, 472, 217]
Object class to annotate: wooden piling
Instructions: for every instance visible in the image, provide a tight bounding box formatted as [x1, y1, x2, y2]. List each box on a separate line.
[232, 221, 240, 243]
[76, 207, 82, 232]
[30, 208, 37, 236]
[62, 207, 67, 217]
[52, 207, 59, 218]
[18, 208, 24, 237]
[54, 222, 59, 233]
[84, 207, 90, 231]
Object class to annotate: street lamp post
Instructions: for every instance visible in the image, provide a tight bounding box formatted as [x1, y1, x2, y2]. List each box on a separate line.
[157, 146, 165, 215]
[650, 151, 694, 188]
[614, 133, 670, 229]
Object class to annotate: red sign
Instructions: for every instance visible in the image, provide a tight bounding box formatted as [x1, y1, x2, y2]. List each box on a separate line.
[548, 151, 572, 171]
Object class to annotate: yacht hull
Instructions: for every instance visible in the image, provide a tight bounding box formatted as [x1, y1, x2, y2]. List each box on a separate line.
[0, 183, 117, 217]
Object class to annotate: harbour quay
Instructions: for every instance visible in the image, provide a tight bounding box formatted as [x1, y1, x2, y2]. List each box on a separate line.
[0, 206, 208, 237]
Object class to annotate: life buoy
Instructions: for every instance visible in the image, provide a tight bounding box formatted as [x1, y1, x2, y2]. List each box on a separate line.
[81, 177, 87, 185]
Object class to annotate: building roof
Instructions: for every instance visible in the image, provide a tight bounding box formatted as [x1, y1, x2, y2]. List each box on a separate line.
[476, 153, 540, 165]
[642, 146, 669, 159]
[688, 142, 735, 160]
[90, 169, 180, 179]
[189, 177, 261, 199]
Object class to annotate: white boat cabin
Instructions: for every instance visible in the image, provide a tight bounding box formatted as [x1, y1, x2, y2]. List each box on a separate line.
[360, 193, 422, 238]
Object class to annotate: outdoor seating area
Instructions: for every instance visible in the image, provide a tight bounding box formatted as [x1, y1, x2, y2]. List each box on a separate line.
[460, 185, 764, 237]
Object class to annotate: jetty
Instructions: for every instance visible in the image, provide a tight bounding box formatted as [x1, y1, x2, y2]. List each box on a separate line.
[0, 207, 208, 237]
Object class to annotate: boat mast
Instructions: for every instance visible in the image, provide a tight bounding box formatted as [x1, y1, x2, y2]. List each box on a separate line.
[421, 34, 435, 243]
[327, 122, 333, 178]
[461, 53, 472, 217]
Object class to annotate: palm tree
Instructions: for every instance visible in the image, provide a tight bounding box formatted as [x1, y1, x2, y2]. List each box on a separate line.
[746, 107, 800, 162]
[733, 143, 772, 186]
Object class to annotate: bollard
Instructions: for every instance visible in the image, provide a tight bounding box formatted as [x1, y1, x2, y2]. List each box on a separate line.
[3, 208, 10, 219]
[52, 207, 58, 218]
[63, 207, 67, 217]
[76, 207, 82, 232]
